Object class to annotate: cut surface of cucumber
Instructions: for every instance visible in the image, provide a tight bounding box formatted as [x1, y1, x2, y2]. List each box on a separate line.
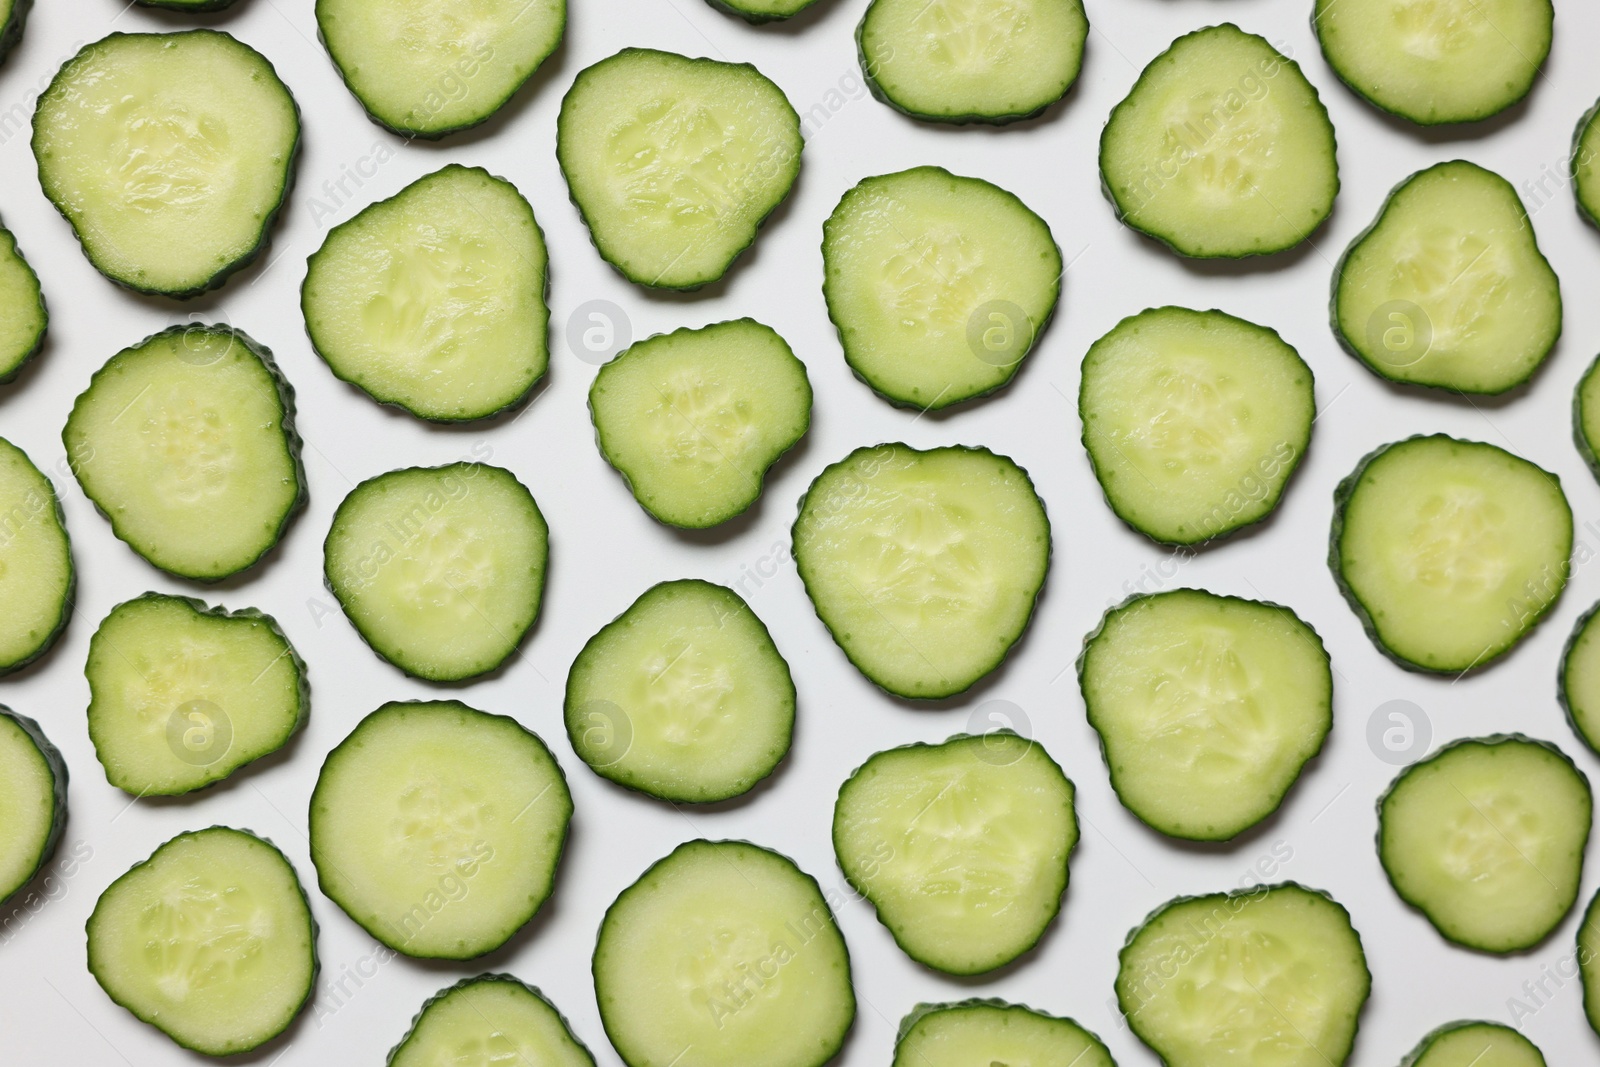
[1581, 889, 1600, 1035]
[557, 48, 802, 290]
[303, 164, 550, 422]
[1576, 101, 1600, 231]
[0, 706, 66, 908]
[0, 0, 30, 66]
[1379, 735, 1591, 953]
[794, 443, 1050, 699]
[1561, 602, 1600, 756]
[1401, 1021, 1546, 1067]
[0, 224, 45, 383]
[589, 319, 811, 528]
[822, 166, 1060, 409]
[893, 1000, 1114, 1067]
[1574, 354, 1600, 482]
[1100, 24, 1337, 258]
[0, 438, 72, 674]
[834, 732, 1076, 974]
[87, 827, 316, 1056]
[565, 580, 795, 803]
[1331, 435, 1571, 673]
[33, 30, 299, 297]
[708, 0, 817, 22]
[324, 463, 547, 681]
[594, 839, 854, 1067]
[310, 700, 572, 959]
[389, 974, 596, 1067]
[1333, 161, 1560, 394]
[1080, 306, 1312, 544]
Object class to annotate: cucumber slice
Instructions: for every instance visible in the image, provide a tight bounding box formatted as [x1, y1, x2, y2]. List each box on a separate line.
[390, 974, 596, 1067]
[1574, 354, 1600, 482]
[1581, 888, 1600, 1035]
[33, 31, 299, 298]
[708, 0, 818, 23]
[833, 732, 1076, 975]
[1562, 602, 1600, 756]
[317, 0, 564, 138]
[0, 0, 30, 66]
[1079, 306, 1312, 545]
[1079, 589, 1331, 841]
[793, 443, 1050, 699]
[594, 839, 854, 1067]
[822, 167, 1061, 409]
[1401, 1021, 1547, 1067]
[1117, 883, 1370, 1067]
[86, 827, 317, 1056]
[1100, 24, 1337, 259]
[565, 580, 795, 803]
[1332, 161, 1561, 394]
[1378, 734, 1591, 953]
[557, 49, 802, 290]
[323, 463, 547, 682]
[86, 593, 307, 797]
[303, 164, 550, 422]
[589, 319, 811, 528]
[0, 706, 66, 908]
[310, 700, 571, 959]
[894, 1000, 1114, 1067]
[1576, 100, 1600, 231]
[63, 325, 305, 582]
[1313, 0, 1551, 126]
[1330, 435, 1571, 673]
[0, 223, 45, 384]
[0, 437, 73, 675]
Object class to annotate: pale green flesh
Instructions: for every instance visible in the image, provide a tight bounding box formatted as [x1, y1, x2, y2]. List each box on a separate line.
[1380, 738, 1590, 952]
[823, 167, 1060, 408]
[718, 0, 813, 16]
[1335, 162, 1560, 393]
[1581, 891, 1600, 1033]
[310, 701, 571, 958]
[1562, 607, 1600, 754]
[303, 165, 549, 421]
[595, 841, 854, 1067]
[1080, 307, 1312, 543]
[566, 580, 794, 803]
[0, 715, 55, 902]
[590, 319, 811, 527]
[1406, 1023, 1546, 1067]
[0, 227, 44, 378]
[834, 734, 1075, 974]
[87, 828, 314, 1057]
[894, 1003, 1114, 1067]
[1579, 357, 1600, 473]
[1081, 590, 1330, 841]
[392, 979, 593, 1067]
[1577, 105, 1600, 226]
[0, 439, 71, 670]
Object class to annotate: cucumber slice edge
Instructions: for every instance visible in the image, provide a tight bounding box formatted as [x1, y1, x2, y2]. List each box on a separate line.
[0, 705, 67, 908]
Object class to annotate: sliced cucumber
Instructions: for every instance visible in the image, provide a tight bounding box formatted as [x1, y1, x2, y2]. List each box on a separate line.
[87, 827, 317, 1056]
[33, 31, 299, 297]
[594, 839, 854, 1067]
[834, 732, 1076, 975]
[1560, 601, 1600, 756]
[1574, 354, 1600, 482]
[323, 463, 547, 682]
[1379, 734, 1591, 953]
[0, 0, 30, 66]
[303, 164, 550, 422]
[794, 443, 1050, 699]
[310, 700, 571, 959]
[1331, 435, 1571, 673]
[390, 974, 596, 1067]
[894, 1000, 1114, 1067]
[0, 223, 45, 383]
[1576, 100, 1600, 231]
[708, 0, 818, 23]
[822, 166, 1061, 409]
[1079, 306, 1312, 545]
[589, 319, 811, 528]
[1332, 161, 1560, 394]
[565, 580, 795, 803]
[0, 706, 66, 908]
[1100, 24, 1337, 258]
[1117, 883, 1370, 1067]
[0, 437, 73, 674]
[557, 49, 802, 290]
[1401, 1021, 1546, 1067]
[63, 325, 305, 582]
[1581, 888, 1600, 1035]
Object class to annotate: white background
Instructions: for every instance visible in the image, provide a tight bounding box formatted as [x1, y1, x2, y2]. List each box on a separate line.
[2, 0, 1599, 1063]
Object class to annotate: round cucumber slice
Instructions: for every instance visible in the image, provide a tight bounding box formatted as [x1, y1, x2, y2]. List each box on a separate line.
[310, 700, 572, 959]
[1581, 888, 1600, 1035]
[707, 0, 818, 22]
[389, 974, 596, 1067]
[1575, 100, 1600, 231]
[894, 1000, 1114, 1067]
[794, 443, 1050, 699]
[1401, 1021, 1547, 1067]
[0, 437, 72, 675]
[1561, 601, 1600, 756]
[0, 0, 31, 67]
[833, 733, 1076, 975]
[1331, 435, 1571, 673]
[0, 706, 66, 908]
[1574, 354, 1600, 483]
[822, 167, 1061, 410]
[594, 839, 854, 1067]
[0, 223, 45, 384]
[589, 319, 811, 528]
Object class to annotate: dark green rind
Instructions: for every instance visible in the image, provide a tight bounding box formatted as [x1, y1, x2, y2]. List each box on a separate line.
[893, 1000, 1114, 1064]
[0, 437, 74, 676]
[1399, 1021, 1546, 1067]
[386, 973, 598, 1066]
[705, 0, 821, 24]
[135, 0, 241, 11]
[1558, 599, 1600, 757]
[0, 705, 67, 909]
[1575, 354, 1600, 482]
[0, 0, 30, 68]
[1574, 99, 1600, 232]
[1580, 887, 1600, 1036]
[0, 223, 47, 385]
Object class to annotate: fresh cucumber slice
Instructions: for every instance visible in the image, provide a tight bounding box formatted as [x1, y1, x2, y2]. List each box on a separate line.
[303, 164, 550, 422]
[822, 167, 1061, 409]
[310, 700, 572, 959]
[1331, 435, 1571, 673]
[1332, 161, 1560, 394]
[557, 49, 802, 290]
[1581, 889, 1600, 1035]
[794, 443, 1050, 699]
[1379, 734, 1591, 953]
[589, 318, 811, 528]
[594, 839, 854, 1067]
[1576, 100, 1600, 231]
[1401, 1021, 1547, 1067]
[708, 0, 818, 23]
[0, 223, 45, 383]
[317, 0, 564, 138]
[323, 463, 547, 682]
[833, 732, 1076, 975]
[1079, 306, 1312, 545]
[1117, 883, 1370, 1067]
[1574, 354, 1600, 482]
[390, 974, 596, 1067]
[565, 580, 795, 803]
[894, 1000, 1114, 1067]
[1079, 589, 1331, 841]
[0, 706, 66, 908]
[33, 31, 299, 297]
[1562, 602, 1600, 756]
[63, 325, 305, 582]
[86, 827, 317, 1056]
[86, 593, 307, 797]
[0, 0, 30, 66]
[0, 437, 73, 675]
